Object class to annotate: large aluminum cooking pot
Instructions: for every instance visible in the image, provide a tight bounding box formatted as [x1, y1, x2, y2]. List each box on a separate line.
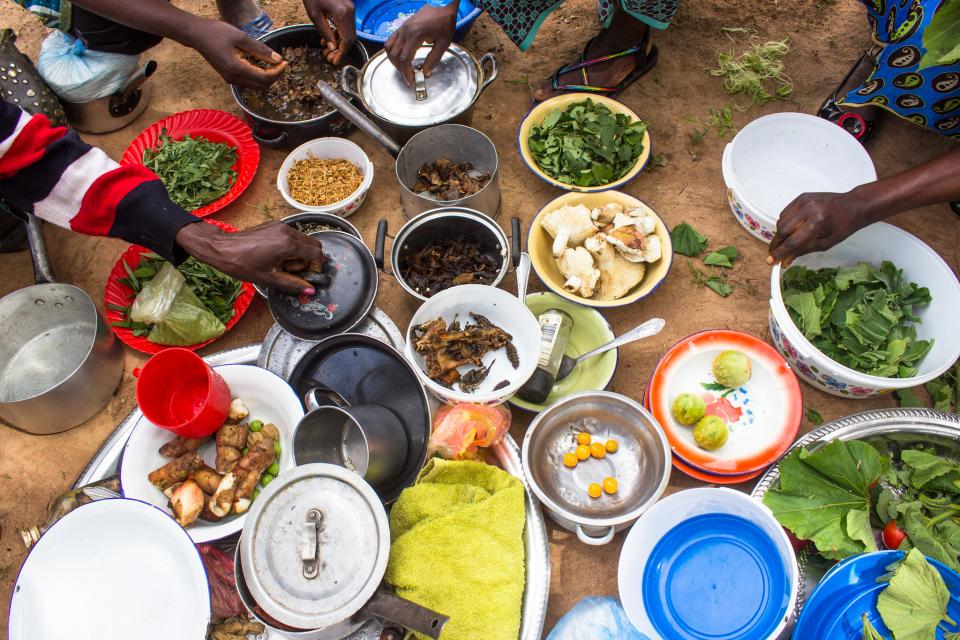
[0, 215, 122, 434]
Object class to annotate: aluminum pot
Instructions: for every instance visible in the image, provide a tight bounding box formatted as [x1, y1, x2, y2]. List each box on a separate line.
[340, 44, 497, 145]
[0, 215, 123, 434]
[521, 391, 671, 545]
[374, 208, 516, 300]
[236, 463, 448, 639]
[231, 25, 369, 148]
[62, 60, 156, 134]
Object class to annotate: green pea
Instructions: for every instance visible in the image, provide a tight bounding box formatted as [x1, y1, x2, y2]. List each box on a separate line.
[252, 488, 261, 500]
[268, 462, 280, 476]
[242, 447, 249, 456]
[260, 473, 275, 487]
[249, 420, 263, 432]
[274, 440, 282, 456]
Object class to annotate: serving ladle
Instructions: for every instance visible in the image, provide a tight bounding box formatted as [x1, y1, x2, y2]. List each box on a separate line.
[556, 317, 666, 381]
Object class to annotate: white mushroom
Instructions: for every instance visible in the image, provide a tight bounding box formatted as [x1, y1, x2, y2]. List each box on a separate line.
[228, 398, 249, 423]
[556, 247, 600, 298]
[585, 235, 646, 300]
[590, 202, 625, 226]
[541, 204, 596, 257]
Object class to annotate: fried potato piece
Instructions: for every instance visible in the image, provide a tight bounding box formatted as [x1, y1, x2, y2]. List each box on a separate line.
[158, 435, 211, 459]
[148, 452, 203, 490]
[170, 480, 204, 527]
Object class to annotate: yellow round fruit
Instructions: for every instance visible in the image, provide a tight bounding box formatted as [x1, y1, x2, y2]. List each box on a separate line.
[602, 477, 618, 494]
[588, 483, 603, 499]
[576, 444, 591, 461]
[563, 452, 578, 468]
[605, 439, 619, 453]
[590, 442, 606, 459]
[577, 432, 592, 445]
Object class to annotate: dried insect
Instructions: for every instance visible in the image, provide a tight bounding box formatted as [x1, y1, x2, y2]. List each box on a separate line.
[459, 360, 495, 393]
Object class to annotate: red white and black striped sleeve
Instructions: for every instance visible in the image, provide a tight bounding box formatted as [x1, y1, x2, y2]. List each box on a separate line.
[0, 101, 199, 262]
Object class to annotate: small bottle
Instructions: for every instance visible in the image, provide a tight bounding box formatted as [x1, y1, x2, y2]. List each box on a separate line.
[517, 309, 573, 404]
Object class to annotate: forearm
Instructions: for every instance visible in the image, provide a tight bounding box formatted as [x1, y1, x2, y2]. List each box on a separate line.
[68, 0, 208, 47]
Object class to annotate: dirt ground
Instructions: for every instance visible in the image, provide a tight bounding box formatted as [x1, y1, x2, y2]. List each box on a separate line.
[0, 0, 957, 635]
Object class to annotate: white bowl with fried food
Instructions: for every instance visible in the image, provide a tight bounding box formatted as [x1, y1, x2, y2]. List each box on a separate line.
[277, 137, 374, 217]
[405, 284, 541, 405]
[120, 364, 302, 543]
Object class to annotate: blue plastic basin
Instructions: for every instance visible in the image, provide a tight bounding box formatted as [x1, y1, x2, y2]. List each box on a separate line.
[354, 0, 482, 48]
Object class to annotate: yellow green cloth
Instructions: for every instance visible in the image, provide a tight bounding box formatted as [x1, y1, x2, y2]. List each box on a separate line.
[385, 458, 527, 640]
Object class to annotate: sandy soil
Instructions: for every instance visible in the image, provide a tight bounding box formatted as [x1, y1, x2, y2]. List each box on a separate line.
[0, 0, 956, 634]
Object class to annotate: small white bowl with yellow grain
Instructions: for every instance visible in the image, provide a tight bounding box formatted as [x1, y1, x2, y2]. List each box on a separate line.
[277, 138, 374, 217]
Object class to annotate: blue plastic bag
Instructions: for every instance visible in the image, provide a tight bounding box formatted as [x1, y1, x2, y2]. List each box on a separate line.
[547, 596, 650, 640]
[37, 30, 139, 102]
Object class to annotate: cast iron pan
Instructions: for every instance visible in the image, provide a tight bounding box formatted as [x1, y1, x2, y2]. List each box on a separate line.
[287, 333, 430, 504]
[267, 232, 378, 340]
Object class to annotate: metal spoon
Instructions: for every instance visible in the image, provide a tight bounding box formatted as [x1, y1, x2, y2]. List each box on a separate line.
[516, 251, 530, 301]
[556, 317, 666, 381]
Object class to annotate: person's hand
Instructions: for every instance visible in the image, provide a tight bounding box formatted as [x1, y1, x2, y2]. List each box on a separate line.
[385, 1, 458, 86]
[767, 191, 873, 266]
[303, 0, 356, 64]
[176, 221, 325, 295]
[186, 19, 287, 90]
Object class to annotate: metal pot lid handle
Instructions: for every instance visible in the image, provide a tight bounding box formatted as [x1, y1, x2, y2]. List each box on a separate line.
[340, 65, 363, 100]
[478, 52, 499, 93]
[316, 80, 402, 158]
[302, 509, 323, 579]
[25, 213, 57, 285]
[413, 64, 428, 101]
[362, 590, 449, 640]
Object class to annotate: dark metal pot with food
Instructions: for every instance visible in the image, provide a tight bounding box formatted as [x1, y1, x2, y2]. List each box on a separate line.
[0, 215, 123, 434]
[340, 43, 497, 145]
[375, 208, 520, 301]
[231, 24, 369, 148]
[236, 463, 448, 640]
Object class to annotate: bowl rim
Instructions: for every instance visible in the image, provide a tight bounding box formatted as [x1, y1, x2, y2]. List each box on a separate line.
[520, 390, 672, 526]
[355, 2, 482, 43]
[527, 191, 673, 308]
[276, 137, 374, 212]
[516, 93, 651, 193]
[769, 221, 960, 389]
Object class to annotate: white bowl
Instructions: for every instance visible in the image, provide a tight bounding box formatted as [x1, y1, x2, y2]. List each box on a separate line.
[769, 222, 960, 397]
[277, 137, 374, 217]
[405, 284, 540, 405]
[120, 364, 303, 543]
[618, 487, 798, 640]
[722, 113, 876, 243]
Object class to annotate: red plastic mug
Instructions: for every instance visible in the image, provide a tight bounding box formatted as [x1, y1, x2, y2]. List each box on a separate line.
[135, 348, 231, 438]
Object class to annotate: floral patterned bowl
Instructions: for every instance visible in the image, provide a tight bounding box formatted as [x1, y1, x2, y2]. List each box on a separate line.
[276, 137, 373, 217]
[769, 222, 960, 398]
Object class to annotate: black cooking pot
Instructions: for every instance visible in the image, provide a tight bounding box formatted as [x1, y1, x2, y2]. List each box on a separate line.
[231, 24, 369, 148]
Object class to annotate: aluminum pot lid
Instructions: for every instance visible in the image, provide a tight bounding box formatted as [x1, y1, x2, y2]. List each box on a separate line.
[361, 44, 479, 127]
[240, 463, 389, 630]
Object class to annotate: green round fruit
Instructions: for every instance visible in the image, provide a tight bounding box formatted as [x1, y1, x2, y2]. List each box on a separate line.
[673, 392, 707, 425]
[712, 350, 752, 388]
[694, 415, 729, 451]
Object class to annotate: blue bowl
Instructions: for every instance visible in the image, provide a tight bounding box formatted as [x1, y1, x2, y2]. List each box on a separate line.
[794, 550, 960, 639]
[354, 0, 482, 48]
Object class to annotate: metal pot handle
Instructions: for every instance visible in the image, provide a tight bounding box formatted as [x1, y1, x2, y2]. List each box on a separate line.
[510, 216, 521, 267]
[304, 387, 351, 411]
[478, 53, 499, 93]
[251, 123, 288, 147]
[374, 219, 392, 274]
[362, 590, 449, 640]
[340, 65, 362, 100]
[316, 80, 402, 158]
[575, 523, 615, 546]
[25, 213, 56, 285]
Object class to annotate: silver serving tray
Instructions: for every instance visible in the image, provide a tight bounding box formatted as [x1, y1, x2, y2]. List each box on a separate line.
[74, 343, 549, 640]
[751, 408, 960, 620]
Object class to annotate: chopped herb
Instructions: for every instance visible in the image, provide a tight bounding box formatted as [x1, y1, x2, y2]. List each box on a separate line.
[143, 129, 237, 211]
[709, 39, 793, 105]
[672, 223, 709, 257]
[805, 407, 823, 425]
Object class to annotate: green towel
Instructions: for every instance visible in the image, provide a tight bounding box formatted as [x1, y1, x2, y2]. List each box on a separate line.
[385, 458, 527, 640]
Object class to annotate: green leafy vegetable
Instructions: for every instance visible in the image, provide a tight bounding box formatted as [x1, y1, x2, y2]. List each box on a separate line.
[781, 262, 933, 378]
[129, 263, 224, 346]
[528, 99, 647, 187]
[920, 0, 960, 70]
[709, 39, 793, 105]
[143, 129, 238, 211]
[861, 614, 888, 640]
[895, 388, 927, 408]
[877, 548, 956, 639]
[705, 276, 733, 297]
[672, 223, 709, 256]
[805, 407, 823, 425]
[704, 246, 738, 268]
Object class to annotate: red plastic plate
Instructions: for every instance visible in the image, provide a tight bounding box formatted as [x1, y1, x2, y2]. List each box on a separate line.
[122, 109, 259, 218]
[104, 219, 255, 354]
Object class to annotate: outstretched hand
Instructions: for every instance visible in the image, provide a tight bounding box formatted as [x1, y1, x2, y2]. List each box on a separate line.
[303, 0, 356, 64]
[767, 192, 872, 266]
[385, 2, 458, 86]
[176, 221, 325, 295]
[189, 19, 288, 90]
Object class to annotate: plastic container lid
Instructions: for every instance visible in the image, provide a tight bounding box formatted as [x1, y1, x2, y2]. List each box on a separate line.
[641, 512, 793, 640]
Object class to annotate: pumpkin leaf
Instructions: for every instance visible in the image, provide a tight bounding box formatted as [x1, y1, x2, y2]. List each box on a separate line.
[877, 548, 956, 639]
[920, 0, 960, 70]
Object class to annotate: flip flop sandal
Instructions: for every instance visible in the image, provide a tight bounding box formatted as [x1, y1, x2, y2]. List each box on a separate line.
[239, 12, 273, 39]
[548, 26, 659, 97]
[951, 201, 960, 217]
[818, 49, 879, 144]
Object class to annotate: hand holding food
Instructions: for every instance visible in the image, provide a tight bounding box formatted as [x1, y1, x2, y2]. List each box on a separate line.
[303, 0, 357, 65]
[385, 1, 459, 86]
[189, 19, 288, 90]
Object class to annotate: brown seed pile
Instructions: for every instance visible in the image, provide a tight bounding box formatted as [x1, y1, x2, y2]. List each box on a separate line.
[287, 157, 363, 207]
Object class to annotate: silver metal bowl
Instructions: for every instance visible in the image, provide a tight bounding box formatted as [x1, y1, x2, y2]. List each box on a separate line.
[521, 390, 671, 545]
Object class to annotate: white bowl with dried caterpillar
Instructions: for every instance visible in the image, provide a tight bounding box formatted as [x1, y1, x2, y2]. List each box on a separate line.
[120, 364, 302, 543]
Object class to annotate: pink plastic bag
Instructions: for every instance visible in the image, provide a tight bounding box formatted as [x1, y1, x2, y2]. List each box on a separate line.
[428, 403, 512, 460]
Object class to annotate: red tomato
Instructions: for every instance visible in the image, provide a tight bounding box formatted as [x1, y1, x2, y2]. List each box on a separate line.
[882, 520, 907, 549]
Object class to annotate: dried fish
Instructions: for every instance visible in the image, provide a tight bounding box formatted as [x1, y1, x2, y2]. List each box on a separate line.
[460, 360, 495, 393]
[412, 314, 517, 392]
[413, 157, 491, 201]
[402, 238, 500, 297]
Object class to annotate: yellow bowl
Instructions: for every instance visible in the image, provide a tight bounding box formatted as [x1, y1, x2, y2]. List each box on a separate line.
[528, 191, 673, 308]
[517, 93, 651, 192]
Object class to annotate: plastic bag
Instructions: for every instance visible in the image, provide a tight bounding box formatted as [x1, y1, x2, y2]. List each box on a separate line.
[428, 402, 511, 460]
[547, 597, 649, 640]
[197, 545, 245, 619]
[37, 30, 140, 102]
[130, 262, 225, 346]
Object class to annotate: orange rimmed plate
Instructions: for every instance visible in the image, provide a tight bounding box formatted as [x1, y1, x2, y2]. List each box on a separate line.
[648, 330, 802, 476]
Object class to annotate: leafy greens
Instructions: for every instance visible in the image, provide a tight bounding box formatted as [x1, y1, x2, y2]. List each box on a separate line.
[672, 223, 708, 257]
[781, 261, 933, 378]
[528, 99, 647, 187]
[877, 549, 957, 640]
[143, 129, 238, 211]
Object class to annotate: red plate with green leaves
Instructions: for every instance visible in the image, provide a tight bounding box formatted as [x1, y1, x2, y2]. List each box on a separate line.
[104, 219, 255, 354]
[648, 330, 802, 477]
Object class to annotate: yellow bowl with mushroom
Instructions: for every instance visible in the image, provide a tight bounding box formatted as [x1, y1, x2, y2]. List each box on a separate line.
[528, 191, 673, 308]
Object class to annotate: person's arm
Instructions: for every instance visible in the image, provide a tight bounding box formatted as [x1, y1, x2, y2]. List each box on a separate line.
[69, 0, 287, 89]
[384, 0, 459, 86]
[768, 147, 960, 265]
[0, 102, 320, 293]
